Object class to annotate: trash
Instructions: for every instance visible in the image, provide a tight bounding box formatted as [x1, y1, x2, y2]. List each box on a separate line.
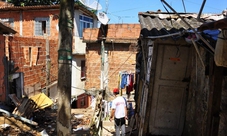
[73, 127, 83, 132]
[40, 129, 49, 136]
[0, 108, 38, 126]
[0, 124, 10, 129]
[83, 125, 89, 130]
[30, 93, 53, 109]
[74, 114, 84, 119]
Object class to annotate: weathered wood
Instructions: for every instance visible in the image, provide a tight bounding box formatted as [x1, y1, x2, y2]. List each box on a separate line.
[206, 58, 223, 136]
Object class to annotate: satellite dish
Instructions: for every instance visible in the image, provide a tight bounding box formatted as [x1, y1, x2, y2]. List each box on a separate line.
[78, 0, 102, 10]
[97, 12, 109, 25]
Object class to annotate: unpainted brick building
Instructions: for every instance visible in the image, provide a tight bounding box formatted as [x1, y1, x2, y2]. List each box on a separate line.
[0, 3, 98, 104]
[83, 24, 140, 94]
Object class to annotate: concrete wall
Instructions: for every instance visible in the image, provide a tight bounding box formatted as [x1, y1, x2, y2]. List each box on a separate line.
[72, 55, 85, 97]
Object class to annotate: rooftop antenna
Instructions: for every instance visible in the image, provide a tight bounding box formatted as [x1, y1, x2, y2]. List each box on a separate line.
[77, 0, 102, 10]
[197, 0, 206, 22]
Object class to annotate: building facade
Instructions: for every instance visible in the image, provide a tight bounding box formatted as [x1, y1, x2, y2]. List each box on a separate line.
[83, 24, 140, 96]
[0, 2, 98, 103]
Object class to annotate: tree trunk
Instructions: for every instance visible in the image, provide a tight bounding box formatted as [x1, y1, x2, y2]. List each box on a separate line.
[57, 0, 74, 135]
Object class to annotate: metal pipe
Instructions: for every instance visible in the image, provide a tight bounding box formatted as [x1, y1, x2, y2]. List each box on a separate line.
[197, 0, 206, 22]
[0, 108, 38, 126]
[161, 0, 215, 53]
[146, 31, 185, 39]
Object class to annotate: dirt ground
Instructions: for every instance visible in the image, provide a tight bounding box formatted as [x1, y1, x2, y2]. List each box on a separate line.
[0, 108, 57, 136]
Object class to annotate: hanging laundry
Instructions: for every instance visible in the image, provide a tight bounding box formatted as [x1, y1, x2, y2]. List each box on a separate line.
[126, 74, 134, 95]
[120, 73, 128, 89]
[118, 71, 134, 91]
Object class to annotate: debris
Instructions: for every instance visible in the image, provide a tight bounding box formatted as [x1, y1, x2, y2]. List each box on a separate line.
[74, 114, 84, 119]
[0, 108, 38, 126]
[0, 123, 10, 129]
[40, 129, 49, 136]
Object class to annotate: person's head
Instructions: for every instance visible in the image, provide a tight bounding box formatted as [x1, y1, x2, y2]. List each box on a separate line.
[113, 88, 119, 95]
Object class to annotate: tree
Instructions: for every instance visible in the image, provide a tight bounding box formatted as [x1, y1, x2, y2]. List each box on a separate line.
[6, 0, 60, 6]
[57, 0, 74, 135]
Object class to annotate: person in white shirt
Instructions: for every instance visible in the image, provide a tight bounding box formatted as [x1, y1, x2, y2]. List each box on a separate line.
[110, 88, 128, 136]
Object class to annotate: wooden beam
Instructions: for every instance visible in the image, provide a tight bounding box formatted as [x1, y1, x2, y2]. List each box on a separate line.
[206, 58, 223, 136]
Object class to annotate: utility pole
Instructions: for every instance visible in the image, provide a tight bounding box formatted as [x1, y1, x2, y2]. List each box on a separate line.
[57, 0, 74, 135]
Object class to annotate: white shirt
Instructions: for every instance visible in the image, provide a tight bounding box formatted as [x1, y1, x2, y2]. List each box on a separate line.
[112, 96, 126, 119]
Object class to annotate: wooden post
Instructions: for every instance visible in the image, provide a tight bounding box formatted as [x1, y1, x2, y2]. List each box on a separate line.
[206, 58, 223, 136]
[46, 38, 50, 96]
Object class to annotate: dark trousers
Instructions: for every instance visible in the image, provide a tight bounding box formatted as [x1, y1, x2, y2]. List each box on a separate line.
[114, 117, 126, 136]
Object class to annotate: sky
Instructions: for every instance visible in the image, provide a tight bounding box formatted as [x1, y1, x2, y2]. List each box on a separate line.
[94, 0, 227, 24]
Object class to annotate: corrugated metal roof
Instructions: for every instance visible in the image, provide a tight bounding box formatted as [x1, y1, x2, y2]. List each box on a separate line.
[139, 11, 225, 37]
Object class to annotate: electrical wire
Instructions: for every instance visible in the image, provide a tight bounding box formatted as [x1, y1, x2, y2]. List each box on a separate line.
[103, 52, 134, 82]
[182, 0, 187, 13]
[184, 0, 225, 12]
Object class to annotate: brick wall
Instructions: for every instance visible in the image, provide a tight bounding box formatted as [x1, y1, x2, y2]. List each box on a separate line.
[0, 35, 5, 101]
[76, 93, 91, 108]
[0, 9, 59, 39]
[85, 43, 137, 93]
[8, 36, 58, 93]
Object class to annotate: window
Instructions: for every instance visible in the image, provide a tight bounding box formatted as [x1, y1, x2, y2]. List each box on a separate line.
[79, 15, 93, 37]
[81, 60, 86, 80]
[81, 97, 85, 107]
[0, 18, 14, 28]
[29, 47, 32, 66]
[34, 17, 50, 36]
[23, 47, 40, 66]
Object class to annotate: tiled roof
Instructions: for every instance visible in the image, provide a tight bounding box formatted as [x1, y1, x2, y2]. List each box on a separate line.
[0, 1, 13, 8]
[83, 24, 140, 43]
[0, 3, 95, 17]
[139, 11, 225, 37]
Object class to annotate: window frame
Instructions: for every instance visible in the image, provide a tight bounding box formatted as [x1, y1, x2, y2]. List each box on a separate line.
[34, 17, 50, 36]
[81, 60, 86, 80]
[79, 15, 93, 37]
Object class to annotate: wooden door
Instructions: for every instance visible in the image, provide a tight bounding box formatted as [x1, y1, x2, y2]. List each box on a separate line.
[149, 44, 191, 135]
